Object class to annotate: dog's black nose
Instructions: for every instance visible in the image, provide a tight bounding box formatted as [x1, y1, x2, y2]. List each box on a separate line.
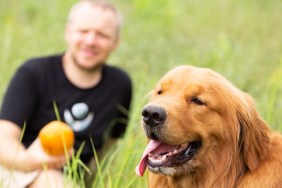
[142, 106, 166, 127]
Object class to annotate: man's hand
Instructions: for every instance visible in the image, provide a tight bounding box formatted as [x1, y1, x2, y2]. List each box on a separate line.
[25, 138, 73, 170]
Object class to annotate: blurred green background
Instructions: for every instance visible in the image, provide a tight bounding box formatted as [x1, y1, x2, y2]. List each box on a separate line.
[0, 0, 281, 187]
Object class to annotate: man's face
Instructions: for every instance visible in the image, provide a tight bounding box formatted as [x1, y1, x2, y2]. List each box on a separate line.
[65, 6, 119, 70]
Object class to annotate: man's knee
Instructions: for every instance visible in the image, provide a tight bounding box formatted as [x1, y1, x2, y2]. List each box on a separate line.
[29, 169, 64, 188]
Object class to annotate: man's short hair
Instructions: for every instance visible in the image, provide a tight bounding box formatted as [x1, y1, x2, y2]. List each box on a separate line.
[67, 0, 123, 35]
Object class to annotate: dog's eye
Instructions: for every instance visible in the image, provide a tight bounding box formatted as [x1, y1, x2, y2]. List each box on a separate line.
[157, 89, 162, 95]
[191, 97, 205, 105]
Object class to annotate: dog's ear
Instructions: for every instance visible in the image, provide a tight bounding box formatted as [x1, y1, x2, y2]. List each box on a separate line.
[236, 92, 270, 171]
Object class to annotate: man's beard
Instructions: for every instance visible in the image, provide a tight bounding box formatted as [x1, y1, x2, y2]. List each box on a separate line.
[70, 53, 104, 73]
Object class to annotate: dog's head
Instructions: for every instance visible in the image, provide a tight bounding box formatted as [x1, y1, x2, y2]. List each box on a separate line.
[136, 66, 270, 177]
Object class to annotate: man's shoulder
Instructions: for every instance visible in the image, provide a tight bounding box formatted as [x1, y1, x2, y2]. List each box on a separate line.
[22, 54, 62, 70]
[104, 65, 131, 84]
[14, 54, 63, 83]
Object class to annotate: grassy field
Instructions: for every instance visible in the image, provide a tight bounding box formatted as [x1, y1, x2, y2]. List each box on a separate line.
[1, 0, 282, 187]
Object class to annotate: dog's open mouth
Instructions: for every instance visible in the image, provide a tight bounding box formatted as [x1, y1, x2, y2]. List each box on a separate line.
[136, 140, 201, 176]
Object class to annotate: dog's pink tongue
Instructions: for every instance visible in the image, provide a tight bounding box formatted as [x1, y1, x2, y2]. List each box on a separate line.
[135, 140, 162, 176]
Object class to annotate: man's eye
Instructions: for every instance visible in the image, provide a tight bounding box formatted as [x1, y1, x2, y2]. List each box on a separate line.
[78, 29, 88, 34]
[98, 33, 110, 39]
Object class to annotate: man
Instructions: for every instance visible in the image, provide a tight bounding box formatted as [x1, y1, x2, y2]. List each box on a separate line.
[0, 0, 132, 187]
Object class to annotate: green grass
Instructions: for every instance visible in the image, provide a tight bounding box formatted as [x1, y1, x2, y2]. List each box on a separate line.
[1, 0, 282, 187]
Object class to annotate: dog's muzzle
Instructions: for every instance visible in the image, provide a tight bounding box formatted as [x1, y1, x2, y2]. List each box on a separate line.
[142, 105, 166, 127]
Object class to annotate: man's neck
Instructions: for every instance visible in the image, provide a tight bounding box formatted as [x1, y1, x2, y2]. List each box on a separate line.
[62, 54, 103, 89]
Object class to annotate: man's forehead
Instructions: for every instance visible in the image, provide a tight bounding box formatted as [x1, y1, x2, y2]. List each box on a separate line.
[68, 4, 117, 24]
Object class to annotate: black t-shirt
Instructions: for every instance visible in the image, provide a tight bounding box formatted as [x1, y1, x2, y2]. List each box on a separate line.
[0, 54, 132, 164]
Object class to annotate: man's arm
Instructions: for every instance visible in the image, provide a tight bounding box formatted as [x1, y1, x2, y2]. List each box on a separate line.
[0, 120, 32, 171]
[0, 120, 72, 172]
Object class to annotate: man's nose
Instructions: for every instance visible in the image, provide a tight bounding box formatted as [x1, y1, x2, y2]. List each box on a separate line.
[84, 32, 98, 45]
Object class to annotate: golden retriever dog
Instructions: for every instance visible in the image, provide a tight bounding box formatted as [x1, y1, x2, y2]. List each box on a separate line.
[135, 66, 282, 188]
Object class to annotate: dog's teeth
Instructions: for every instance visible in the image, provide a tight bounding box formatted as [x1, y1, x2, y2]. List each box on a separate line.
[152, 158, 162, 164]
[148, 154, 168, 165]
[184, 145, 192, 155]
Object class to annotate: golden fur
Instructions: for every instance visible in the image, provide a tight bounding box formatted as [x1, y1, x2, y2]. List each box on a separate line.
[141, 66, 282, 188]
